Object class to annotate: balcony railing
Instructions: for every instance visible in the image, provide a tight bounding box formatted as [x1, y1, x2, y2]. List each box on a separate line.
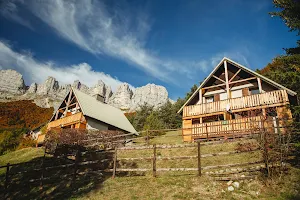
[47, 112, 85, 129]
[183, 90, 289, 118]
[191, 116, 263, 138]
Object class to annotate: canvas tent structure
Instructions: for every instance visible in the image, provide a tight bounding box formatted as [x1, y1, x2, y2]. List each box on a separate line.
[46, 88, 137, 133]
[178, 57, 297, 142]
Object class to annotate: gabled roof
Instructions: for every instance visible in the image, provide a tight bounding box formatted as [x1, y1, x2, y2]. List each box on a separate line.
[177, 57, 297, 114]
[50, 88, 137, 133]
[72, 88, 137, 133]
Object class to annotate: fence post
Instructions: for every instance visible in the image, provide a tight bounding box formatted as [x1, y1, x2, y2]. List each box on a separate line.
[206, 124, 208, 142]
[5, 163, 10, 192]
[112, 147, 117, 178]
[40, 147, 47, 190]
[197, 142, 201, 176]
[153, 144, 156, 177]
[262, 120, 270, 177]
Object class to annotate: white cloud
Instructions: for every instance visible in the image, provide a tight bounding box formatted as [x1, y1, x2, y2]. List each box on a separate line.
[0, 0, 216, 84]
[0, 0, 252, 86]
[0, 41, 133, 91]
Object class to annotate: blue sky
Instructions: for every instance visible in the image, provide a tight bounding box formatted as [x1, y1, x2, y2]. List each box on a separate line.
[0, 0, 298, 100]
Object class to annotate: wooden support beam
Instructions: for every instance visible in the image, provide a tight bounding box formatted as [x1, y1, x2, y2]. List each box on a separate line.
[55, 110, 59, 120]
[224, 60, 230, 98]
[229, 68, 241, 82]
[212, 75, 225, 83]
[64, 89, 73, 115]
[229, 77, 257, 85]
[199, 89, 203, 104]
[257, 77, 263, 93]
[203, 83, 226, 90]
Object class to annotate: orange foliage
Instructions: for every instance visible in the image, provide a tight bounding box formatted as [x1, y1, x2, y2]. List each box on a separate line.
[0, 100, 54, 130]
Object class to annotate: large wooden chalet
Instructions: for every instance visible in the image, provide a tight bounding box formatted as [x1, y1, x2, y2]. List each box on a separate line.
[46, 88, 136, 133]
[178, 57, 297, 142]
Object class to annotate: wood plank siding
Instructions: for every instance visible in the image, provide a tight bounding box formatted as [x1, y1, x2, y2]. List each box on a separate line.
[183, 90, 289, 118]
[47, 112, 86, 129]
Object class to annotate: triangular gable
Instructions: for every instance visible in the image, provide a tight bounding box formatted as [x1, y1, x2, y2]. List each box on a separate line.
[177, 57, 297, 114]
[50, 88, 81, 122]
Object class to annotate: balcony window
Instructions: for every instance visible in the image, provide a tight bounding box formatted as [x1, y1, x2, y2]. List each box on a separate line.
[205, 96, 214, 103]
[250, 88, 260, 95]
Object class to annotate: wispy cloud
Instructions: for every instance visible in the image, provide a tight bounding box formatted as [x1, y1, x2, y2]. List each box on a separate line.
[0, 41, 133, 91]
[0, 0, 252, 87]
[0, 0, 33, 30]
[2, 0, 231, 84]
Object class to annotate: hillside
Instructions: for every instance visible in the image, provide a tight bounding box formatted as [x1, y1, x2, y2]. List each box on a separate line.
[0, 131, 299, 200]
[0, 100, 53, 130]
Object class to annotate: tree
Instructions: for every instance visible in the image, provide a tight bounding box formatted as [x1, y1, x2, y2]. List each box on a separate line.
[258, 54, 300, 117]
[143, 112, 166, 136]
[185, 84, 198, 101]
[129, 103, 154, 131]
[271, 0, 300, 54]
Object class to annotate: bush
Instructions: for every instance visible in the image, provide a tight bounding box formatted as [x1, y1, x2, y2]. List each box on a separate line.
[17, 137, 36, 149]
[143, 112, 166, 136]
[0, 128, 27, 155]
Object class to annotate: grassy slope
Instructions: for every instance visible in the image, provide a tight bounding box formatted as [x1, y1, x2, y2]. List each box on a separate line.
[80, 131, 300, 200]
[0, 132, 299, 200]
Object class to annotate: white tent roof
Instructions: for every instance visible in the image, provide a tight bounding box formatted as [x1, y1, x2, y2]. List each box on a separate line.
[73, 88, 137, 133]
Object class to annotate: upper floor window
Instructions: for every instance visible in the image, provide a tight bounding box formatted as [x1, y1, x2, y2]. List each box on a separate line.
[205, 96, 214, 103]
[250, 88, 260, 95]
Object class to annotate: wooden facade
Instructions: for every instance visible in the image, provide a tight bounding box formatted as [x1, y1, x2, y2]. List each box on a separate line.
[47, 89, 85, 130]
[179, 58, 296, 142]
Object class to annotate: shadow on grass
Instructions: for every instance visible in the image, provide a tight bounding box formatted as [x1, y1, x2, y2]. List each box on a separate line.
[0, 146, 138, 200]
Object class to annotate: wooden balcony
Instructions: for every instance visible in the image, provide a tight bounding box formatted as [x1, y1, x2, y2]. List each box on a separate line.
[47, 112, 86, 129]
[183, 90, 289, 118]
[191, 116, 262, 139]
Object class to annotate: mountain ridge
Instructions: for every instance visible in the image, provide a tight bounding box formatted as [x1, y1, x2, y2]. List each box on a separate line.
[0, 69, 173, 111]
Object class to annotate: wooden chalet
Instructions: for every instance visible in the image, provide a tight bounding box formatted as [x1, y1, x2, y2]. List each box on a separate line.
[178, 57, 297, 142]
[46, 88, 136, 133]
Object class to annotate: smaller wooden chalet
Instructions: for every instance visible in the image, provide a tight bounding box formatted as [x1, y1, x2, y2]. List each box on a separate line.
[47, 88, 137, 133]
[178, 57, 297, 142]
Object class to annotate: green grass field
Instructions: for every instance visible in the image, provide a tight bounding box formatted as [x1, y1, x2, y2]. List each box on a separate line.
[0, 131, 299, 200]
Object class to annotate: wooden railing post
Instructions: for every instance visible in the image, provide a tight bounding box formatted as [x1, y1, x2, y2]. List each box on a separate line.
[205, 124, 208, 142]
[112, 147, 117, 178]
[153, 144, 157, 177]
[197, 142, 201, 176]
[5, 163, 10, 192]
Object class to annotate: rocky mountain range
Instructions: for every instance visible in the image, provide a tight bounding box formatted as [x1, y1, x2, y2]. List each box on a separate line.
[0, 69, 173, 111]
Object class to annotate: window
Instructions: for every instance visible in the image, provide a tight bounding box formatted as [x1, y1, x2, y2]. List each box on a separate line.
[250, 88, 260, 95]
[205, 96, 214, 103]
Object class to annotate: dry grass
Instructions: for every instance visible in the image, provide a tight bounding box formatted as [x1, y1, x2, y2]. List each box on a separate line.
[0, 131, 299, 199]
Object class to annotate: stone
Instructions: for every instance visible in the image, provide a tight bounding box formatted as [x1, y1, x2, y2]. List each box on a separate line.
[109, 83, 133, 110]
[0, 69, 26, 94]
[227, 180, 233, 186]
[227, 186, 234, 192]
[241, 175, 245, 178]
[36, 76, 59, 95]
[130, 83, 169, 110]
[27, 83, 37, 93]
[232, 182, 240, 188]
